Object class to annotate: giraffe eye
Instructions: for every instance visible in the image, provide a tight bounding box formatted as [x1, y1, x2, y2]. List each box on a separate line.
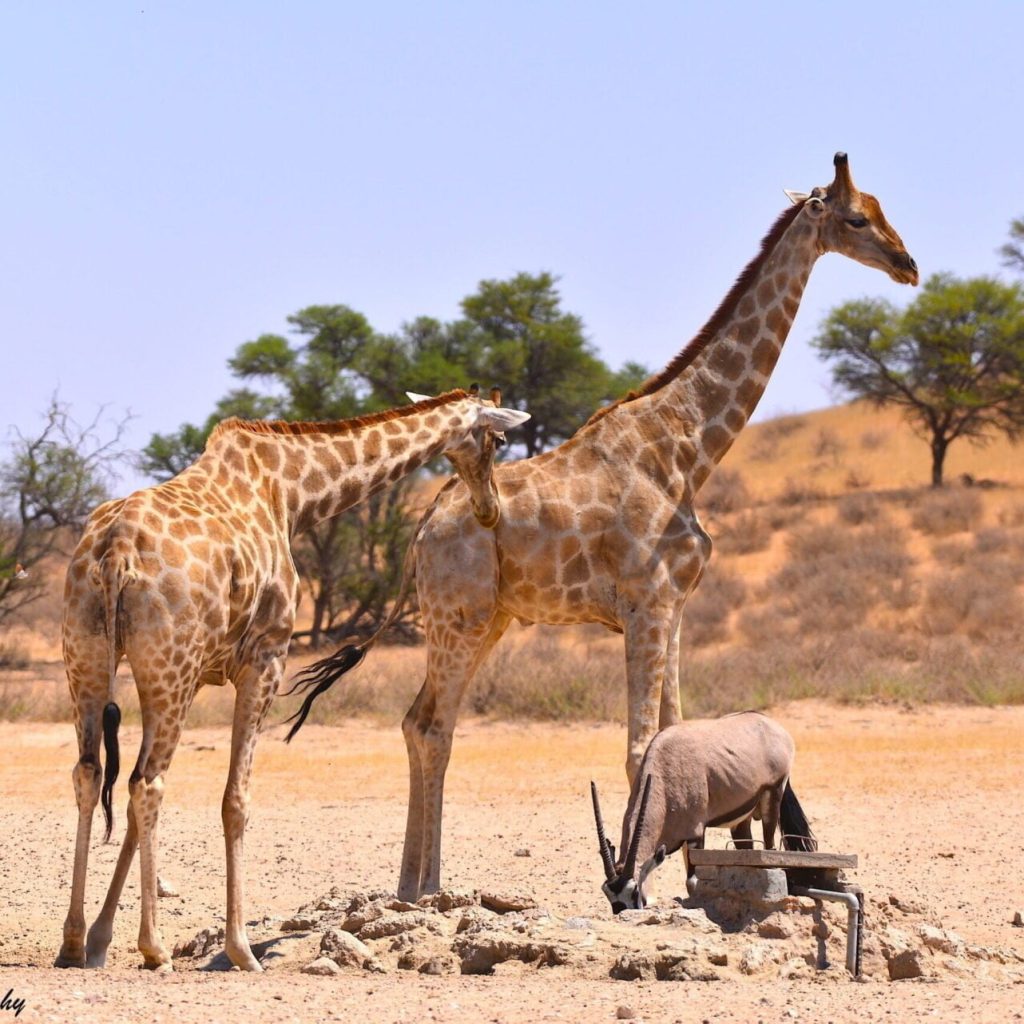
[846, 217, 868, 229]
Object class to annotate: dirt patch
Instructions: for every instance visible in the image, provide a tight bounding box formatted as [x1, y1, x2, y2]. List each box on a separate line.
[2, 703, 1024, 1022]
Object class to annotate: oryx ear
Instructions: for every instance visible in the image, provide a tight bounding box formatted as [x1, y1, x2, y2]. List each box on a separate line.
[783, 189, 810, 205]
[478, 406, 531, 431]
[406, 391, 433, 404]
[655, 844, 667, 866]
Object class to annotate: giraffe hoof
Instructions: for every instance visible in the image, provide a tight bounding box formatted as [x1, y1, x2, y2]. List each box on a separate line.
[140, 959, 174, 973]
[226, 948, 264, 972]
[54, 950, 86, 969]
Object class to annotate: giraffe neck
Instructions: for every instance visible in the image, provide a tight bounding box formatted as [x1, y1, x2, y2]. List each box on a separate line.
[202, 397, 477, 536]
[633, 205, 820, 493]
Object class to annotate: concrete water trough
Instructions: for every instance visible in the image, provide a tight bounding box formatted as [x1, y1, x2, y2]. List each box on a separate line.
[686, 848, 863, 976]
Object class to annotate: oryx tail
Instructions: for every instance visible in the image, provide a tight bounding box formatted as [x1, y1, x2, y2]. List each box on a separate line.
[780, 781, 816, 852]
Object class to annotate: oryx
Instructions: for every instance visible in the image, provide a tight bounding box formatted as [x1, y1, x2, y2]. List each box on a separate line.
[591, 711, 815, 912]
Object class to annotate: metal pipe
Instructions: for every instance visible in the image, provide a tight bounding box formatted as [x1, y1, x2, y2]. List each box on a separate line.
[789, 885, 862, 977]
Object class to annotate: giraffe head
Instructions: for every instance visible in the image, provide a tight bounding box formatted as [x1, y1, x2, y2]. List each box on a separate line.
[406, 385, 530, 528]
[785, 152, 918, 286]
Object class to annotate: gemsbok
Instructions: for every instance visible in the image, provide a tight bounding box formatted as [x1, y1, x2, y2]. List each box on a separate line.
[591, 711, 815, 912]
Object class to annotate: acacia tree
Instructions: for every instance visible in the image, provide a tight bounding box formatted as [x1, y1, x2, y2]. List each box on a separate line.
[813, 274, 1024, 486]
[1000, 216, 1024, 276]
[141, 282, 648, 645]
[1, 399, 129, 627]
[460, 272, 636, 457]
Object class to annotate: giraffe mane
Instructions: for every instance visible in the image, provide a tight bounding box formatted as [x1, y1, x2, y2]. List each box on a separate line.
[208, 389, 471, 442]
[584, 200, 806, 426]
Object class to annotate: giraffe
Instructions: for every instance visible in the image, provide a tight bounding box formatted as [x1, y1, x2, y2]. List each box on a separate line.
[285, 152, 918, 900]
[54, 388, 530, 972]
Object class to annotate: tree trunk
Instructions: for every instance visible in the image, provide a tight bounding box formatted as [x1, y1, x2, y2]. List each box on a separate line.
[309, 589, 330, 649]
[930, 436, 949, 487]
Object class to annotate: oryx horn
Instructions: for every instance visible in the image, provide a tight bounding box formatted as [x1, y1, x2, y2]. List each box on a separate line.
[590, 781, 616, 881]
[622, 774, 653, 878]
[489, 385, 502, 406]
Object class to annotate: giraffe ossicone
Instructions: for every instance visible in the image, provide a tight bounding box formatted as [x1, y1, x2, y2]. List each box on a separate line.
[55, 387, 529, 972]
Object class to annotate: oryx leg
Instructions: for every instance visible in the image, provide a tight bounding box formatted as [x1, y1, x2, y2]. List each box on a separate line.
[399, 610, 509, 901]
[761, 782, 785, 850]
[730, 818, 754, 850]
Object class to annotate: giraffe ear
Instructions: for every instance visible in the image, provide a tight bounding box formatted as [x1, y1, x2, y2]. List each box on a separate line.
[783, 189, 810, 205]
[406, 391, 433, 404]
[478, 407, 531, 431]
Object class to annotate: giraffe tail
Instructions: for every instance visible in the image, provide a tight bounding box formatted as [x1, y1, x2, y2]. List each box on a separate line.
[92, 542, 136, 842]
[283, 491, 434, 742]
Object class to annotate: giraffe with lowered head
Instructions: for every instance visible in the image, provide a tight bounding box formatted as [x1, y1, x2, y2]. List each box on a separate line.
[286, 153, 918, 900]
[55, 388, 530, 972]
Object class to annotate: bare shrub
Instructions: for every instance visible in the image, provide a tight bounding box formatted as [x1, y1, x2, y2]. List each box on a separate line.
[860, 429, 888, 451]
[778, 478, 824, 507]
[0, 640, 30, 670]
[837, 492, 884, 526]
[974, 526, 1024, 556]
[910, 487, 984, 536]
[758, 520, 916, 634]
[843, 467, 872, 490]
[699, 468, 751, 515]
[931, 538, 971, 566]
[736, 604, 796, 647]
[920, 570, 1024, 640]
[749, 437, 779, 463]
[765, 504, 807, 531]
[471, 635, 625, 722]
[998, 504, 1024, 528]
[759, 415, 808, 442]
[683, 567, 747, 646]
[714, 510, 773, 556]
[813, 428, 845, 463]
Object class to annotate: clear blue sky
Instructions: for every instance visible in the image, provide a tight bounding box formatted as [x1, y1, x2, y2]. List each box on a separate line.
[4, 2, 1023, 491]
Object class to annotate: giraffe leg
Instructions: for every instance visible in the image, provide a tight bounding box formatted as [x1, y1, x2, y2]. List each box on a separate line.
[222, 655, 283, 971]
[55, 704, 103, 968]
[84, 802, 139, 967]
[658, 607, 685, 730]
[129, 689, 193, 971]
[622, 605, 675, 785]
[399, 612, 509, 900]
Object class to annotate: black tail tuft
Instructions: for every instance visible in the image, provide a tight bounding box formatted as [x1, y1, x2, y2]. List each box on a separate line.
[283, 644, 366, 743]
[101, 701, 121, 842]
[780, 781, 817, 852]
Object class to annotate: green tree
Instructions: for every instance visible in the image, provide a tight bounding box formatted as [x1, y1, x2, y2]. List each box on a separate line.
[1, 398, 129, 628]
[461, 272, 634, 457]
[813, 274, 1024, 486]
[142, 282, 648, 645]
[1000, 216, 1024, 277]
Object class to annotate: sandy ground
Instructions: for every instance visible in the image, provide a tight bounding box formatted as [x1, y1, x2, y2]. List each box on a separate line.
[2, 701, 1024, 1023]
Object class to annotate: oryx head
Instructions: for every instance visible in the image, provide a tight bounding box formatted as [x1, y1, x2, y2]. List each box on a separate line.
[591, 776, 666, 914]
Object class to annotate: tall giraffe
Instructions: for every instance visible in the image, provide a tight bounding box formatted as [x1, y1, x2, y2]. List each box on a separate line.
[287, 153, 918, 899]
[54, 389, 530, 972]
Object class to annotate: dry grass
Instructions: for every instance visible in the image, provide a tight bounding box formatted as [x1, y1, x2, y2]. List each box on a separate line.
[8, 399, 1024, 726]
[911, 487, 985, 536]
